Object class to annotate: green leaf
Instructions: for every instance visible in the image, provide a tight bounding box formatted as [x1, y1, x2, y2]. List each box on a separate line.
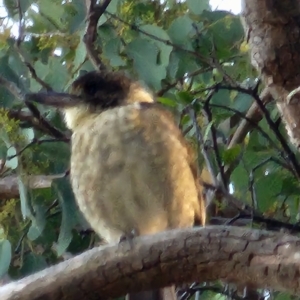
[72, 31, 87, 73]
[187, 0, 210, 15]
[5, 147, 18, 169]
[203, 121, 214, 142]
[44, 58, 68, 91]
[0, 239, 11, 277]
[157, 97, 177, 108]
[18, 174, 33, 219]
[27, 204, 47, 241]
[68, 0, 87, 33]
[232, 92, 253, 112]
[103, 38, 126, 67]
[211, 89, 231, 106]
[126, 38, 166, 90]
[22, 128, 35, 142]
[222, 145, 242, 165]
[38, 1, 66, 30]
[140, 25, 172, 67]
[169, 50, 199, 78]
[98, 0, 120, 26]
[52, 178, 78, 256]
[176, 91, 194, 104]
[168, 16, 194, 46]
[20, 253, 48, 276]
[255, 173, 283, 212]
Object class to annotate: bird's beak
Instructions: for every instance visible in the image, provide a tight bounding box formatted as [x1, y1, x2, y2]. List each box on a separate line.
[25, 92, 82, 108]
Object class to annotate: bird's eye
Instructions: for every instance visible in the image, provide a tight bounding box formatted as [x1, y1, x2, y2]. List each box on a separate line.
[84, 81, 98, 96]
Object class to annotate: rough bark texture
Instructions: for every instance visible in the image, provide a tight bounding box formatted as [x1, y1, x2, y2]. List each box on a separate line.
[1, 226, 300, 300]
[241, 0, 300, 147]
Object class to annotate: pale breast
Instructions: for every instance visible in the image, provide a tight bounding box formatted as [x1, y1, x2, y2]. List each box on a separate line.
[70, 103, 200, 243]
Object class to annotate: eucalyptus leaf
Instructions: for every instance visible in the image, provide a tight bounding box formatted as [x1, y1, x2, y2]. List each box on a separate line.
[0, 239, 11, 277]
[52, 178, 78, 256]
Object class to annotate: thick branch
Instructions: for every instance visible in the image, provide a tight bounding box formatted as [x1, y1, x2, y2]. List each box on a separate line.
[1, 226, 300, 300]
[241, 0, 300, 148]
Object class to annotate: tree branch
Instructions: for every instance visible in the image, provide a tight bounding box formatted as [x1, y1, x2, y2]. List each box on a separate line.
[84, 0, 112, 70]
[1, 227, 300, 300]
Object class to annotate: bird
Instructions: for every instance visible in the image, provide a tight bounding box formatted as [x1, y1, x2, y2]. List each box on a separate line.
[26, 71, 206, 300]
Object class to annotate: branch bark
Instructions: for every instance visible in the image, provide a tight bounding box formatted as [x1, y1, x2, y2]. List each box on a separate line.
[241, 0, 300, 148]
[1, 226, 300, 300]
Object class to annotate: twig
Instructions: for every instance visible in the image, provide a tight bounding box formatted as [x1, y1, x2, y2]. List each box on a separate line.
[202, 91, 227, 188]
[7, 109, 65, 139]
[7, 137, 69, 160]
[193, 83, 300, 179]
[156, 67, 213, 97]
[105, 11, 210, 64]
[24, 102, 65, 139]
[84, 0, 112, 70]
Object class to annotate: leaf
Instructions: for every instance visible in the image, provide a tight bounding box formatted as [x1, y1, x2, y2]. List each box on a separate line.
[38, 1, 65, 30]
[222, 145, 242, 165]
[232, 92, 253, 112]
[72, 31, 87, 72]
[0, 239, 11, 277]
[168, 16, 194, 46]
[20, 253, 48, 276]
[187, 0, 210, 15]
[211, 89, 231, 106]
[18, 174, 33, 219]
[22, 128, 35, 142]
[140, 25, 172, 67]
[52, 178, 78, 256]
[157, 97, 177, 108]
[255, 173, 283, 212]
[98, 0, 120, 26]
[27, 204, 47, 241]
[203, 121, 214, 142]
[5, 147, 18, 169]
[44, 58, 68, 91]
[68, 0, 87, 33]
[176, 91, 194, 104]
[169, 50, 199, 78]
[103, 38, 126, 67]
[126, 38, 166, 90]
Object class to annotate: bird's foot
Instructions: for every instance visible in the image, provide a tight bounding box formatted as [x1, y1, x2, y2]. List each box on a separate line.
[118, 229, 139, 251]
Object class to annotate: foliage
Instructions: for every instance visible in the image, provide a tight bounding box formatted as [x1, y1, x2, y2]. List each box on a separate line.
[0, 0, 298, 299]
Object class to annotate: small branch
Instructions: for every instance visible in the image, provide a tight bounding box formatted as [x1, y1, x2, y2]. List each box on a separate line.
[7, 137, 69, 160]
[23, 102, 66, 139]
[7, 109, 66, 139]
[202, 91, 227, 189]
[84, 0, 112, 70]
[105, 11, 210, 64]
[156, 67, 213, 97]
[0, 75, 64, 139]
[194, 83, 300, 179]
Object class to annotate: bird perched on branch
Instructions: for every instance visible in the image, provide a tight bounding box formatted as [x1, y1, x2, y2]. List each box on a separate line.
[26, 71, 206, 300]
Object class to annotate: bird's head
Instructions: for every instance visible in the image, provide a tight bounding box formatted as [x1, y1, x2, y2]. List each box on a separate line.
[25, 71, 154, 130]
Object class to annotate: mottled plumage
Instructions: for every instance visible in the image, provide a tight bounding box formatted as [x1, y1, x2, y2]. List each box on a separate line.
[26, 71, 206, 300]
